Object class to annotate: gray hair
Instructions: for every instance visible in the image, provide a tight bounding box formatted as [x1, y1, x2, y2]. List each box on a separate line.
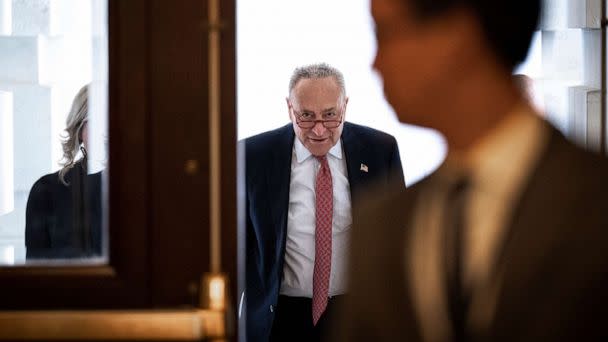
[58, 85, 89, 185]
[288, 63, 346, 99]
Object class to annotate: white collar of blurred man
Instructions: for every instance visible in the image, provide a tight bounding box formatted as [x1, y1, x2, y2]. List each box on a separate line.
[372, 0, 540, 155]
[287, 76, 349, 157]
[439, 103, 546, 196]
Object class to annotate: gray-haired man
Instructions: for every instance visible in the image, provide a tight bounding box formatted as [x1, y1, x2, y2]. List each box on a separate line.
[244, 63, 405, 341]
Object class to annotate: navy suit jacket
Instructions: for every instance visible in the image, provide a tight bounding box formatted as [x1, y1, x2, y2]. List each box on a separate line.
[244, 122, 405, 341]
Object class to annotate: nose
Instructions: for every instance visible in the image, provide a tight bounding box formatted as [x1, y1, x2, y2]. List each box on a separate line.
[311, 121, 327, 136]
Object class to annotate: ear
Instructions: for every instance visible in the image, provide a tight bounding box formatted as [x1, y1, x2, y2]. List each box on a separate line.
[286, 97, 293, 120]
[435, 7, 486, 72]
[343, 96, 349, 118]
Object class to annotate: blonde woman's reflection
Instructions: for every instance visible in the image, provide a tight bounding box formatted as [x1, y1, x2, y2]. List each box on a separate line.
[25, 85, 102, 259]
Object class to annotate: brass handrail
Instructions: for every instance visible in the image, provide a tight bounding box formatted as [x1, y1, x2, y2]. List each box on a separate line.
[0, 309, 225, 340]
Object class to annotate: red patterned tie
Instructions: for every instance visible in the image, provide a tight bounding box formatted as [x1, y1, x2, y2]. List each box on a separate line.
[312, 155, 333, 325]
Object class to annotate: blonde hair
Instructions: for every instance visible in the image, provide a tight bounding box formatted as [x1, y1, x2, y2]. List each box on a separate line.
[59, 85, 89, 185]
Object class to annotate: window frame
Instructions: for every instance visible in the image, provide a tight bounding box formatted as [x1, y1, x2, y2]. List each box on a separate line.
[0, 0, 238, 314]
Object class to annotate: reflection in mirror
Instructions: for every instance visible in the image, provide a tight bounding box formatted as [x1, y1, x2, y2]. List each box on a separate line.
[0, 0, 108, 265]
[25, 85, 103, 259]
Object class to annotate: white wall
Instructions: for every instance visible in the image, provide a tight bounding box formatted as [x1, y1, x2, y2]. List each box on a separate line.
[0, 90, 13, 216]
[518, 0, 603, 150]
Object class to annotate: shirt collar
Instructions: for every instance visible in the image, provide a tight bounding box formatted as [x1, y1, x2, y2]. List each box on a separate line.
[294, 137, 343, 163]
[439, 102, 546, 193]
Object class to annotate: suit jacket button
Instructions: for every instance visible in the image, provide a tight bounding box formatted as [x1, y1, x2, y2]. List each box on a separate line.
[270, 305, 274, 313]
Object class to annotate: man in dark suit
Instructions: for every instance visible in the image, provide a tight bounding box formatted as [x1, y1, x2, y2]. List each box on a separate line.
[244, 63, 404, 341]
[337, 0, 608, 341]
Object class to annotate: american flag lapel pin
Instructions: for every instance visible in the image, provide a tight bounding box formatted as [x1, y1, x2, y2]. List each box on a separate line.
[360, 163, 368, 173]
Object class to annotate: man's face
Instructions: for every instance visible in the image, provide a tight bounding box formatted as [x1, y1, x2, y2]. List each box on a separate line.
[287, 77, 348, 157]
[372, 0, 460, 129]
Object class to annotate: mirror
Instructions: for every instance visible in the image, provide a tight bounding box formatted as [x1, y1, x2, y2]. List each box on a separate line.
[0, 0, 108, 265]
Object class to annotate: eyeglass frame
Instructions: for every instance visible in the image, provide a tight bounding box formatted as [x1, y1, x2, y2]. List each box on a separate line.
[289, 104, 346, 129]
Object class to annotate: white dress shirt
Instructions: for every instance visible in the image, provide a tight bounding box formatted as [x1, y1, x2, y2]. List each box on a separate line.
[407, 103, 550, 342]
[279, 138, 352, 298]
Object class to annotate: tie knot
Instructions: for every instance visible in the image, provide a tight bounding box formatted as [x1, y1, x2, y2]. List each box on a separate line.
[316, 155, 329, 166]
[444, 176, 471, 211]
[436, 166, 471, 197]
[451, 175, 470, 194]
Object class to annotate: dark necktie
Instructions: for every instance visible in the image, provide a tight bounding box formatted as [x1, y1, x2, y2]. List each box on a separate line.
[312, 155, 333, 325]
[444, 177, 471, 342]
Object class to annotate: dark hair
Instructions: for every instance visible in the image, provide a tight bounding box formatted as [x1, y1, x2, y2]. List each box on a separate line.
[407, 0, 541, 70]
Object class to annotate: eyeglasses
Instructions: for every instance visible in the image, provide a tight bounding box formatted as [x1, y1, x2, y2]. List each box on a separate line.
[291, 108, 344, 129]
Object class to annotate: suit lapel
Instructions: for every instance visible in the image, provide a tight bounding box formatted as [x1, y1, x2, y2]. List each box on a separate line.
[487, 127, 574, 333]
[493, 125, 563, 278]
[341, 122, 369, 198]
[267, 125, 295, 254]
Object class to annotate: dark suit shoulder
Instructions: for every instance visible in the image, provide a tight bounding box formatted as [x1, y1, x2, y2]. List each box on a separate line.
[538, 127, 608, 192]
[354, 176, 425, 229]
[29, 171, 62, 195]
[25, 172, 61, 239]
[241, 122, 398, 150]
[243, 124, 292, 150]
[567, 142, 608, 179]
[28, 163, 101, 200]
[242, 124, 293, 171]
[359, 176, 411, 205]
[343, 121, 397, 145]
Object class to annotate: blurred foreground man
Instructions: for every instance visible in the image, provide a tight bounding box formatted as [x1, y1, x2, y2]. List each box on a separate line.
[337, 0, 608, 341]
